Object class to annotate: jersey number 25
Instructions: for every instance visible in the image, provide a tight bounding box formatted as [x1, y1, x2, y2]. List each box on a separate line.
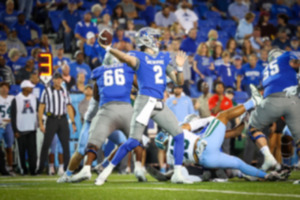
[263, 60, 280, 81]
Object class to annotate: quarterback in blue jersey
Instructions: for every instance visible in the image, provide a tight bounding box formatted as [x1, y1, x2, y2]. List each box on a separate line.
[248, 49, 300, 171]
[96, 27, 190, 185]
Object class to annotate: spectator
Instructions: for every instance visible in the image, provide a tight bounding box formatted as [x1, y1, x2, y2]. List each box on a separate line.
[99, 0, 113, 17]
[225, 38, 239, 59]
[233, 54, 243, 72]
[208, 0, 230, 18]
[11, 80, 38, 175]
[0, 55, 15, 85]
[53, 44, 71, 71]
[249, 26, 264, 52]
[30, 48, 41, 70]
[7, 48, 27, 74]
[237, 53, 264, 94]
[175, 0, 198, 32]
[16, 58, 35, 84]
[112, 27, 131, 51]
[277, 13, 295, 38]
[228, 0, 249, 23]
[39, 35, 52, 53]
[212, 44, 223, 67]
[30, 72, 44, 99]
[118, 0, 138, 19]
[292, 0, 300, 19]
[197, 81, 212, 116]
[271, 0, 292, 19]
[296, 23, 300, 39]
[5, 31, 27, 57]
[235, 12, 255, 45]
[206, 29, 222, 57]
[70, 73, 86, 93]
[257, 11, 277, 39]
[84, 32, 105, 69]
[193, 42, 215, 90]
[11, 13, 42, 46]
[257, 49, 269, 68]
[290, 36, 300, 51]
[91, 4, 103, 24]
[209, 81, 233, 116]
[241, 39, 255, 63]
[112, 5, 128, 30]
[33, 0, 51, 24]
[124, 20, 137, 43]
[180, 28, 198, 54]
[0, 0, 18, 33]
[69, 51, 91, 84]
[217, 51, 236, 89]
[166, 85, 194, 123]
[139, 0, 155, 26]
[18, 0, 33, 20]
[61, 64, 76, 91]
[134, 0, 146, 12]
[262, 37, 273, 52]
[74, 11, 98, 49]
[78, 84, 93, 122]
[170, 22, 185, 39]
[52, 0, 68, 10]
[97, 14, 112, 32]
[272, 28, 290, 50]
[155, 4, 177, 28]
[61, 1, 81, 52]
[0, 41, 8, 60]
[160, 29, 172, 50]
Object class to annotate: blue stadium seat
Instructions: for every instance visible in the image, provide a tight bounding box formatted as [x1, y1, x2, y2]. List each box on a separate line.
[288, 19, 299, 26]
[218, 20, 236, 29]
[193, 2, 208, 18]
[0, 30, 7, 40]
[219, 37, 229, 47]
[233, 91, 249, 104]
[48, 10, 63, 32]
[269, 19, 278, 26]
[204, 11, 221, 19]
[198, 20, 216, 29]
[82, 1, 96, 10]
[9, 85, 21, 95]
[133, 19, 147, 26]
[223, 26, 237, 38]
[218, 30, 229, 39]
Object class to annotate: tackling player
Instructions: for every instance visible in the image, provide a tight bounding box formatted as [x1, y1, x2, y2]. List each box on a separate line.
[248, 49, 300, 171]
[95, 27, 189, 185]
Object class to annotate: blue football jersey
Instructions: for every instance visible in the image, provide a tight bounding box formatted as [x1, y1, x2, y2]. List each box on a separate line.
[262, 51, 299, 98]
[92, 63, 135, 106]
[129, 51, 172, 99]
[217, 64, 236, 88]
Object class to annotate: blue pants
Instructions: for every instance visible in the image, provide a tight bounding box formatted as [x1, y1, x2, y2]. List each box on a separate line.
[3, 123, 14, 148]
[199, 119, 267, 178]
[77, 121, 127, 156]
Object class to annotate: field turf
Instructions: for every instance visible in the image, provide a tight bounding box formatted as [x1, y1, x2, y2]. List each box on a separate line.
[0, 170, 300, 200]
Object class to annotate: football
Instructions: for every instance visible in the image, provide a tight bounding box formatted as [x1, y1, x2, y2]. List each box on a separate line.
[98, 28, 113, 45]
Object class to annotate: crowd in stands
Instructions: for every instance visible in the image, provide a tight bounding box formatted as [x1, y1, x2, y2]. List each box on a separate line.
[0, 0, 300, 175]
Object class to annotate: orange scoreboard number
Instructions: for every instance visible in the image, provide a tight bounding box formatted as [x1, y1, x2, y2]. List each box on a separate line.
[38, 53, 53, 84]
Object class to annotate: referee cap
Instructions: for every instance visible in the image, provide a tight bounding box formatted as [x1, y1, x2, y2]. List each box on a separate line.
[20, 80, 35, 88]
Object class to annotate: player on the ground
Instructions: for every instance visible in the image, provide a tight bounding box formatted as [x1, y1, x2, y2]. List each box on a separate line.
[248, 49, 300, 171]
[156, 86, 289, 181]
[95, 27, 189, 185]
[69, 53, 137, 183]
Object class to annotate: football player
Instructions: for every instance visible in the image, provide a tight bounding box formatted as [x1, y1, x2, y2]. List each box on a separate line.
[96, 27, 189, 185]
[248, 49, 300, 171]
[156, 87, 288, 181]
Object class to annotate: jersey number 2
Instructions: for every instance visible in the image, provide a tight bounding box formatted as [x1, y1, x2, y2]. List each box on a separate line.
[104, 69, 125, 86]
[154, 65, 164, 84]
[263, 60, 279, 81]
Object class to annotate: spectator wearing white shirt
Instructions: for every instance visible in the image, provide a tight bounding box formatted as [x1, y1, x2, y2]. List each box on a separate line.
[175, 0, 198, 33]
[155, 4, 177, 28]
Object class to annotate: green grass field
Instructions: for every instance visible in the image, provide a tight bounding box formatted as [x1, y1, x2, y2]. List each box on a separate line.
[1, 171, 300, 200]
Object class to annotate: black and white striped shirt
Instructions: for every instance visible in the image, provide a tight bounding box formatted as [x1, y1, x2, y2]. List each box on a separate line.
[40, 86, 71, 116]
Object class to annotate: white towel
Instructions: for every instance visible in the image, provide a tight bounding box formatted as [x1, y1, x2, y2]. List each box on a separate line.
[136, 97, 157, 126]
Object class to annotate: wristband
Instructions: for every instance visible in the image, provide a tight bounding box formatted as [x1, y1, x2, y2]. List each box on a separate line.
[106, 46, 111, 52]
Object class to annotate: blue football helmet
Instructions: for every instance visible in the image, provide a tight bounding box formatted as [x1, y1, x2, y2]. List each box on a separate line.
[155, 131, 169, 150]
[268, 48, 285, 62]
[135, 27, 160, 54]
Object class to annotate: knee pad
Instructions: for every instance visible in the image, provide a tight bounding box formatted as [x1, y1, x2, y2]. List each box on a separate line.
[248, 126, 265, 142]
[85, 144, 98, 158]
[124, 138, 141, 151]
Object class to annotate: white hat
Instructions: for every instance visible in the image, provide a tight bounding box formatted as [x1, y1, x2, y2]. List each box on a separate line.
[86, 31, 95, 40]
[20, 80, 35, 88]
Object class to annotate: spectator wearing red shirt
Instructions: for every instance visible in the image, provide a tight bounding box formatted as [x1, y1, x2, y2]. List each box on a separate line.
[209, 81, 233, 116]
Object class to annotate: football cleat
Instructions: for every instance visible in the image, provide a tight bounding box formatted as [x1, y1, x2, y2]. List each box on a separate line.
[293, 180, 300, 184]
[57, 173, 71, 183]
[261, 155, 280, 172]
[250, 84, 263, 106]
[146, 166, 170, 182]
[94, 165, 114, 186]
[265, 171, 280, 181]
[48, 167, 55, 176]
[171, 167, 193, 184]
[134, 166, 147, 182]
[57, 167, 64, 176]
[70, 166, 91, 183]
[243, 175, 258, 182]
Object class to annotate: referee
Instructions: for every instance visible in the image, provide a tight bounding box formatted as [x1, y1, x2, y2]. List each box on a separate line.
[37, 73, 76, 174]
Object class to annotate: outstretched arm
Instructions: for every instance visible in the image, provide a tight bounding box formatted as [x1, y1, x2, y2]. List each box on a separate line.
[167, 51, 186, 86]
[99, 43, 138, 69]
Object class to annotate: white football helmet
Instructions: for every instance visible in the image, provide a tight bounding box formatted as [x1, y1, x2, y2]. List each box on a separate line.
[103, 52, 120, 65]
[135, 27, 160, 54]
[268, 48, 285, 62]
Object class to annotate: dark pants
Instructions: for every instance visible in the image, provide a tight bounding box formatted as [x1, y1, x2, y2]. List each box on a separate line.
[38, 116, 70, 173]
[17, 131, 37, 175]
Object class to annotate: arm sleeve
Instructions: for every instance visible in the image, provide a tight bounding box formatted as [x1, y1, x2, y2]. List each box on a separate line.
[10, 99, 18, 133]
[188, 116, 215, 132]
